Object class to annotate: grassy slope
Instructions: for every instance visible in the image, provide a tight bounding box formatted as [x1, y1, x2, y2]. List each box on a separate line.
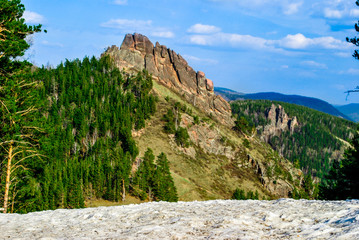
[134, 81, 299, 201]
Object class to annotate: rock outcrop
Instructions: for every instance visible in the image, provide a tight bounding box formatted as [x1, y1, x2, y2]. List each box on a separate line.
[103, 33, 233, 126]
[261, 104, 298, 142]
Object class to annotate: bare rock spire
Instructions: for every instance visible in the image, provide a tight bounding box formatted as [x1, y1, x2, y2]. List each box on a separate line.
[103, 33, 233, 126]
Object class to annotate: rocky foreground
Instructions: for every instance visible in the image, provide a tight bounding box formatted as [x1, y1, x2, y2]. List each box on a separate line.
[0, 199, 358, 239]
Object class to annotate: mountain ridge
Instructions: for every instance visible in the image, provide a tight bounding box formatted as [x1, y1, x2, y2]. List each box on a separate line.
[214, 87, 352, 121]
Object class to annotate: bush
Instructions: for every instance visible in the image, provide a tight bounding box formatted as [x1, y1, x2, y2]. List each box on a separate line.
[175, 127, 190, 147]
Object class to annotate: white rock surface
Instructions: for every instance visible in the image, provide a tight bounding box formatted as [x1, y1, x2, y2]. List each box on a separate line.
[0, 199, 358, 239]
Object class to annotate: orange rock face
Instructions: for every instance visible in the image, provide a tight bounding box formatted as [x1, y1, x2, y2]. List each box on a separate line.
[103, 33, 234, 126]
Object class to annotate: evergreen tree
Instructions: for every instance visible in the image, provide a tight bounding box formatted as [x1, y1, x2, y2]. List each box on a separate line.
[0, 0, 44, 213]
[153, 153, 178, 202]
[346, 0, 359, 60]
[319, 128, 359, 200]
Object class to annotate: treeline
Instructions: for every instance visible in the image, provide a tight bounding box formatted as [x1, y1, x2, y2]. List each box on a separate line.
[231, 100, 357, 180]
[1, 55, 179, 213]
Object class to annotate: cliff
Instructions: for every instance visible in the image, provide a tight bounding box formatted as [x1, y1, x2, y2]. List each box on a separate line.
[103, 33, 233, 126]
[261, 104, 298, 142]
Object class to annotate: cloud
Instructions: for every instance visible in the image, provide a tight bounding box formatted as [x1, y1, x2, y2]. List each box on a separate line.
[101, 19, 152, 30]
[322, 1, 359, 19]
[101, 18, 174, 38]
[301, 60, 327, 69]
[277, 33, 349, 50]
[151, 31, 175, 38]
[189, 33, 275, 51]
[187, 24, 221, 34]
[41, 40, 64, 48]
[23, 11, 45, 24]
[188, 31, 349, 52]
[283, 2, 303, 15]
[210, 0, 305, 15]
[324, 8, 343, 19]
[113, 0, 127, 5]
[339, 68, 359, 75]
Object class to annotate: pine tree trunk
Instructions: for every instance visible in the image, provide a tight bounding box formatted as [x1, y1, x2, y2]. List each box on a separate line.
[3, 143, 13, 214]
[122, 179, 125, 202]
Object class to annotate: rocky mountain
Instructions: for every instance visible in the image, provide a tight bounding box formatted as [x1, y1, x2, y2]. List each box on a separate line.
[104, 33, 233, 126]
[260, 104, 298, 143]
[336, 103, 359, 122]
[214, 87, 352, 121]
[102, 33, 307, 199]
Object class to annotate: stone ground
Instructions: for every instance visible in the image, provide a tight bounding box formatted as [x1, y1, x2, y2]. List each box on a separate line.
[0, 199, 358, 239]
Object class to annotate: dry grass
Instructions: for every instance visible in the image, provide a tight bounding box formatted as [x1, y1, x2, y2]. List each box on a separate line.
[134, 81, 275, 201]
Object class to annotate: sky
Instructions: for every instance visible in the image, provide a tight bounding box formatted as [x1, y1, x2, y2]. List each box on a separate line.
[22, 0, 359, 105]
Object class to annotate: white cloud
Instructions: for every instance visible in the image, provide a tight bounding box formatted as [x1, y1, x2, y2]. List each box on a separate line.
[277, 33, 349, 50]
[283, 2, 303, 15]
[41, 40, 64, 48]
[278, 33, 310, 49]
[23, 11, 45, 24]
[151, 31, 175, 38]
[339, 68, 359, 75]
[113, 0, 127, 5]
[301, 60, 327, 69]
[101, 19, 152, 30]
[190, 33, 268, 48]
[101, 19, 174, 39]
[189, 31, 349, 52]
[350, 9, 359, 17]
[187, 24, 221, 34]
[324, 8, 344, 19]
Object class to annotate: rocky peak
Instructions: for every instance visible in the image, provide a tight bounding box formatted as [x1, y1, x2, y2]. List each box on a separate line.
[103, 33, 233, 126]
[261, 104, 298, 142]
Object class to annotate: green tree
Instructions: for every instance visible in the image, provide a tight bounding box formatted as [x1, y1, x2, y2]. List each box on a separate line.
[153, 153, 178, 202]
[346, 0, 359, 60]
[0, 0, 44, 213]
[319, 128, 359, 200]
[345, 1, 359, 96]
[175, 127, 190, 147]
[0, 0, 43, 76]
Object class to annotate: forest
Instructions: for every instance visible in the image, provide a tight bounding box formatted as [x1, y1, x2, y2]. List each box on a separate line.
[1, 55, 177, 213]
[231, 100, 357, 180]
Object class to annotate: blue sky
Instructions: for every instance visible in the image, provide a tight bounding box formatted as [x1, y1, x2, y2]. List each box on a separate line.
[22, 0, 359, 105]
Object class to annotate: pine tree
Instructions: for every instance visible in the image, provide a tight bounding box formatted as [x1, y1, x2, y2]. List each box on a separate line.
[319, 128, 359, 200]
[0, 0, 44, 213]
[153, 152, 178, 202]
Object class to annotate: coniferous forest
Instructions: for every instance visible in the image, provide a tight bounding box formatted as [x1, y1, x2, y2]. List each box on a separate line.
[1, 55, 178, 213]
[231, 100, 357, 180]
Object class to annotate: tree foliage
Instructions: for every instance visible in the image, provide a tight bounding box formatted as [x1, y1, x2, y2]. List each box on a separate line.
[133, 149, 178, 202]
[0, 0, 44, 213]
[319, 128, 359, 200]
[231, 100, 356, 180]
[346, 0, 359, 60]
[0, 0, 43, 76]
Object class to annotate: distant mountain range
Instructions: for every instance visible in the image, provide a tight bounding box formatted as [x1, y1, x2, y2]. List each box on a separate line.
[335, 103, 359, 122]
[214, 87, 353, 121]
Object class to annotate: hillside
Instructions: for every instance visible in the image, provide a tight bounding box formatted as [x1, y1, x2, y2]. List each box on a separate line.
[336, 103, 359, 122]
[231, 100, 357, 181]
[0, 33, 308, 214]
[214, 88, 352, 121]
[104, 33, 306, 200]
[1, 199, 358, 239]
